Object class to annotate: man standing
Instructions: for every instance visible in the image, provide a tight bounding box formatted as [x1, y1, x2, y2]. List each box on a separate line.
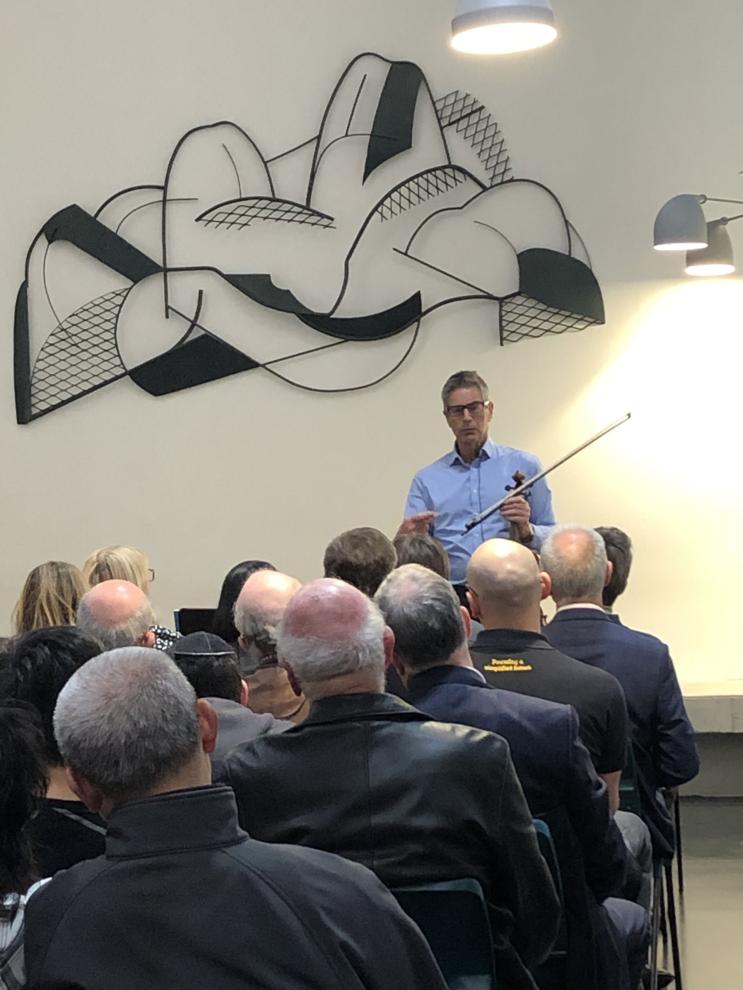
[401, 370, 556, 589]
[541, 526, 699, 859]
[223, 578, 560, 990]
[25, 648, 448, 990]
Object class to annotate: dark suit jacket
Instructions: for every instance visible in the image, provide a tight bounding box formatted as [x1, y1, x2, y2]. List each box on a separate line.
[545, 609, 699, 858]
[223, 692, 560, 990]
[25, 786, 446, 990]
[407, 665, 628, 990]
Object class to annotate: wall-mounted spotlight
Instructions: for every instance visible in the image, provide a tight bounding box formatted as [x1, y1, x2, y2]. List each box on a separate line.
[451, 0, 557, 55]
[653, 193, 743, 277]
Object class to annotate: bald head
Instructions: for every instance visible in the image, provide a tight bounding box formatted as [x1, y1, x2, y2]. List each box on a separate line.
[466, 540, 545, 630]
[278, 578, 388, 698]
[234, 570, 301, 659]
[77, 581, 155, 651]
[540, 526, 609, 606]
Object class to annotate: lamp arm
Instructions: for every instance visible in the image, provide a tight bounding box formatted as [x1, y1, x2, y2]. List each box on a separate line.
[702, 195, 743, 207]
[719, 212, 743, 225]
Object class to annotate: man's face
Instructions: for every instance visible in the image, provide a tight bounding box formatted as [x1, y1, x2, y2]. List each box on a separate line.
[443, 386, 493, 450]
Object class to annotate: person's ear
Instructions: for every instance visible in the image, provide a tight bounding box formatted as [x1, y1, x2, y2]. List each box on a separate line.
[383, 626, 396, 668]
[66, 768, 104, 814]
[196, 699, 218, 755]
[239, 679, 249, 708]
[539, 571, 552, 602]
[141, 629, 156, 648]
[604, 561, 614, 588]
[460, 605, 472, 638]
[466, 588, 482, 620]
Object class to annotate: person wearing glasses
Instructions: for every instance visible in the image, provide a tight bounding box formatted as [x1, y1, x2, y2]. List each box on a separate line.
[401, 370, 556, 596]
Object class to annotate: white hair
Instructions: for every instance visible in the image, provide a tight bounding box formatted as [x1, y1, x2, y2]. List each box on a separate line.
[54, 647, 199, 804]
[234, 597, 281, 651]
[277, 598, 386, 695]
[77, 598, 155, 651]
[540, 525, 608, 602]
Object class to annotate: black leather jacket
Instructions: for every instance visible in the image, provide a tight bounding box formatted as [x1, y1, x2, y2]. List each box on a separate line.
[223, 692, 560, 990]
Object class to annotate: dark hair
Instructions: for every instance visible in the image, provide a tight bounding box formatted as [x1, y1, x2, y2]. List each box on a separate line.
[393, 533, 450, 579]
[212, 560, 277, 643]
[0, 702, 48, 894]
[1, 626, 102, 765]
[596, 527, 633, 607]
[171, 651, 242, 703]
[323, 528, 397, 598]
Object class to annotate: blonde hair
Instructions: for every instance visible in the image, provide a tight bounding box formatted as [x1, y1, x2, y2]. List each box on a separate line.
[82, 545, 150, 591]
[12, 561, 87, 635]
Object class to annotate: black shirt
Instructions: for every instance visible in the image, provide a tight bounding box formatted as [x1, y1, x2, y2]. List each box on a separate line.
[30, 799, 106, 877]
[470, 628, 628, 774]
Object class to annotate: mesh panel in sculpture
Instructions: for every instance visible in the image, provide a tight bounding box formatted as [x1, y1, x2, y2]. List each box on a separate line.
[30, 289, 128, 416]
[500, 295, 600, 345]
[375, 167, 470, 222]
[198, 199, 335, 230]
[435, 91, 512, 186]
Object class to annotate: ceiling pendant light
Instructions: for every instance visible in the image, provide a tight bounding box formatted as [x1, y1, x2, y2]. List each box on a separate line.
[653, 194, 708, 252]
[451, 1, 557, 55]
[684, 221, 736, 277]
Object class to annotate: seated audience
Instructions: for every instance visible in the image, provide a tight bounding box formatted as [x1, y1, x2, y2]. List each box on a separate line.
[212, 559, 276, 646]
[542, 526, 699, 860]
[1, 628, 105, 876]
[233, 570, 306, 723]
[12, 562, 86, 635]
[376, 564, 648, 990]
[223, 578, 560, 990]
[392, 532, 450, 578]
[25, 648, 448, 990]
[170, 631, 291, 778]
[76, 580, 155, 651]
[82, 545, 176, 650]
[323, 527, 396, 596]
[0, 702, 49, 987]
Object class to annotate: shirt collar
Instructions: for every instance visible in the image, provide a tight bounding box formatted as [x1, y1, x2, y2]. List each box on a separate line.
[556, 603, 607, 614]
[446, 436, 496, 467]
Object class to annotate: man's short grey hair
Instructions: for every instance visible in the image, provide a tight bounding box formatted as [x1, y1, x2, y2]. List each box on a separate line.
[375, 564, 465, 672]
[233, 598, 281, 653]
[53, 647, 200, 804]
[441, 370, 489, 406]
[541, 526, 608, 602]
[77, 598, 155, 651]
[277, 597, 386, 694]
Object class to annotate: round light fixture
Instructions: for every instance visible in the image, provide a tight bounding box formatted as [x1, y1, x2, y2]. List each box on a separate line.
[451, 1, 557, 55]
[653, 194, 708, 252]
[684, 222, 736, 277]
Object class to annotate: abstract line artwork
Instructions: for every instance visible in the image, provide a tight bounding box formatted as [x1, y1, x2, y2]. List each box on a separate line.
[14, 53, 605, 423]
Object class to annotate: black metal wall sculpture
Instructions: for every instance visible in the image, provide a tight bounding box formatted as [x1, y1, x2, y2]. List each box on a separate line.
[14, 53, 604, 424]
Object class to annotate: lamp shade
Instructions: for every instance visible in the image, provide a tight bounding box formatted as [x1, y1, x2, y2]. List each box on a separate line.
[653, 194, 708, 252]
[451, 0, 557, 54]
[684, 222, 735, 277]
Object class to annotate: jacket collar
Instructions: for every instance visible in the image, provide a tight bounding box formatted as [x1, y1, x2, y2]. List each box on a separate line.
[471, 628, 552, 651]
[302, 692, 428, 727]
[408, 664, 489, 694]
[106, 785, 244, 859]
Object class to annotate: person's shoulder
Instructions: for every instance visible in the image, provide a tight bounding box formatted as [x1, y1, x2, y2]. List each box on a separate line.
[25, 854, 111, 927]
[490, 443, 542, 469]
[411, 449, 456, 479]
[614, 621, 669, 656]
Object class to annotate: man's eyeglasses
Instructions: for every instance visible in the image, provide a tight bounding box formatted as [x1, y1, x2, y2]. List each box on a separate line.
[147, 568, 155, 582]
[445, 400, 489, 418]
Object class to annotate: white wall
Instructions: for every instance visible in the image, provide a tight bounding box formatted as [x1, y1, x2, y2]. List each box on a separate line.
[1, 1, 741, 688]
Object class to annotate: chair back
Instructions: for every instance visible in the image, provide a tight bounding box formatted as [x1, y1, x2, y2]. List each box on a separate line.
[619, 742, 643, 817]
[173, 607, 216, 635]
[391, 878, 495, 990]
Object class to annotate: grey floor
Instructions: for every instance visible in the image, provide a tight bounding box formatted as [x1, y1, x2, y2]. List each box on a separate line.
[673, 798, 743, 990]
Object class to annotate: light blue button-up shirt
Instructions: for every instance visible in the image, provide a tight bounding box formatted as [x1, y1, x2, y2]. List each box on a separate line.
[404, 438, 556, 585]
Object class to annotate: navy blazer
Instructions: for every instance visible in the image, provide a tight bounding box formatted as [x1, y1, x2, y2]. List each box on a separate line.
[407, 665, 629, 990]
[545, 608, 699, 857]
